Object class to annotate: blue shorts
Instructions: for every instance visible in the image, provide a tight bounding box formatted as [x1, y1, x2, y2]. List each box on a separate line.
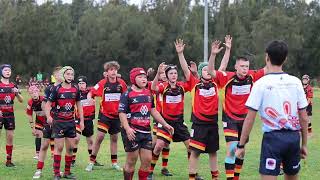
[259, 130, 301, 176]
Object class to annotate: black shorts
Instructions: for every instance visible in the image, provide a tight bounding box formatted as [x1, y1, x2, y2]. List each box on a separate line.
[52, 121, 76, 139]
[222, 113, 247, 142]
[0, 117, 15, 130]
[97, 114, 120, 135]
[42, 124, 53, 139]
[189, 123, 219, 154]
[121, 129, 152, 152]
[35, 119, 44, 131]
[306, 104, 312, 116]
[259, 130, 301, 176]
[157, 121, 190, 144]
[76, 120, 94, 137]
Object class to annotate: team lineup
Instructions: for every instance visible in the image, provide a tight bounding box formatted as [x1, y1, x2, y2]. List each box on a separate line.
[0, 36, 313, 180]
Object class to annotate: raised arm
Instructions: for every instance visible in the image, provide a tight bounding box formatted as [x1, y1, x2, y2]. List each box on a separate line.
[208, 40, 224, 78]
[151, 63, 166, 92]
[175, 39, 190, 81]
[189, 61, 199, 79]
[218, 35, 232, 71]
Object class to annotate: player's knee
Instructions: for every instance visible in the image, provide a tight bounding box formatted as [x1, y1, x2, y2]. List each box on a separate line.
[96, 134, 105, 144]
[41, 143, 49, 151]
[74, 138, 80, 145]
[228, 141, 238, 154]
[126, 157, 137, 168]
[56, 146, 64, 153]
[225, 155, 236, 164]
[190, 150, 200, 159]
[110, 134, 118, 143]
[6, 132, 14, 141]
[87, 138, 93, 146]
[153, 143, 165, 154]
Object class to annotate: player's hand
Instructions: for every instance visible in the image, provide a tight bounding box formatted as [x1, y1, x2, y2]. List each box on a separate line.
[32, 128, 36, 136]
[164, 124, 174, 135]
[224, 35, 232, 49]
[47, 116, 53, 125]
[300, 145, 308, 159]
[125, 127, 136, 141]
[80, 121, 85, 131]
[235, 148, 245, 159]
[13, 87, 20, 94]
[147, 68, 155, 77]
[211, 40, 224, 55]
[174, 39, 185, 54]
[157, 62, 166, 75]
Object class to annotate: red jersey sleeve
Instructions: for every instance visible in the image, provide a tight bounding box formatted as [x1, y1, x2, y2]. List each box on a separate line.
[214, 70, 233, 88]
[182, 81, 191, 92]
[307, 86, 313, 98]
[157, 82, 166, 94]
[26, 99, 33, 116]
[146, 81, 152, 91]
[187, 71, 199, 89]
[249, 68, 265, 82]
[91, 79, 105, 97]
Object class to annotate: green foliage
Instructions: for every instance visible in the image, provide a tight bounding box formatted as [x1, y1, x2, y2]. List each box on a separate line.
[0, 0, 320, 83]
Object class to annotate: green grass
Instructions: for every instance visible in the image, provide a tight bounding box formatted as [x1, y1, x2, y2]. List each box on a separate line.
[0, 89, 319, 179]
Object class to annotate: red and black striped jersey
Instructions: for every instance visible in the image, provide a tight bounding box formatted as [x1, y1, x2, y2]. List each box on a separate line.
[48, 84, 80, 122]
[119, 87, 155, 133]
[76, 88, 95, 120]
[216, 69, 264, 121]
[26, 96, 46, 124]
[91, 78, 127, 119]
[304, 84, 313, 106]
[157, 81, 190, 122]
[188, 72, 219, 124]
[0, 82, 18, 118]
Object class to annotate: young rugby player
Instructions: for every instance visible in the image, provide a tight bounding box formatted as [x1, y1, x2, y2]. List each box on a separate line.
[302, 74, 313, 137]
[148, 63, 191, 179]
[72, 76, 95, 167]
[26, 86, 46, 160]
[119, 67, 174, 180]
[236, 40, 308, 180]
[175, 39, 226, 180]
[32, 66, 62, 179]
[86, 61, 127, 172]
[46, 66, 84, 180]
[0, 64, 23, 167]
[208, 36, 266, 180]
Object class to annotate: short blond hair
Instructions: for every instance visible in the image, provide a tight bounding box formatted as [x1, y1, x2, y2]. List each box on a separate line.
[53, 66, 62, 74]
[104, 61, 120, 71]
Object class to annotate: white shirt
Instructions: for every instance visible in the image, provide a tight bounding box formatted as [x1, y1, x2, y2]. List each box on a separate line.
[245, 73, 308, 132]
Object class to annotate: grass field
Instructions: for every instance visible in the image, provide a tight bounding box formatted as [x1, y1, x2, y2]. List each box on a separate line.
[0, 89, 319, 180]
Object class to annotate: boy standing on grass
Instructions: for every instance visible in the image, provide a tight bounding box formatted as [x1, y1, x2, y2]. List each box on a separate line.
[85, 61, 127, 172]
[32, 66, 62, 179]
[301, 74, 313, 138]
[0, 64, 23, 167]
[119, 67, 174, 180]
[236, 40, 308, 180]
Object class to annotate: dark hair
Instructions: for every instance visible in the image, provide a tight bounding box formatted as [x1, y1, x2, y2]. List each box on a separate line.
[265, 40, 288, 66]
[236, 56, 249, 62]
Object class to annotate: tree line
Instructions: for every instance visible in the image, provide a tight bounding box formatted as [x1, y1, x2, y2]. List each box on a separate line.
[0, 0, 319, 84]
